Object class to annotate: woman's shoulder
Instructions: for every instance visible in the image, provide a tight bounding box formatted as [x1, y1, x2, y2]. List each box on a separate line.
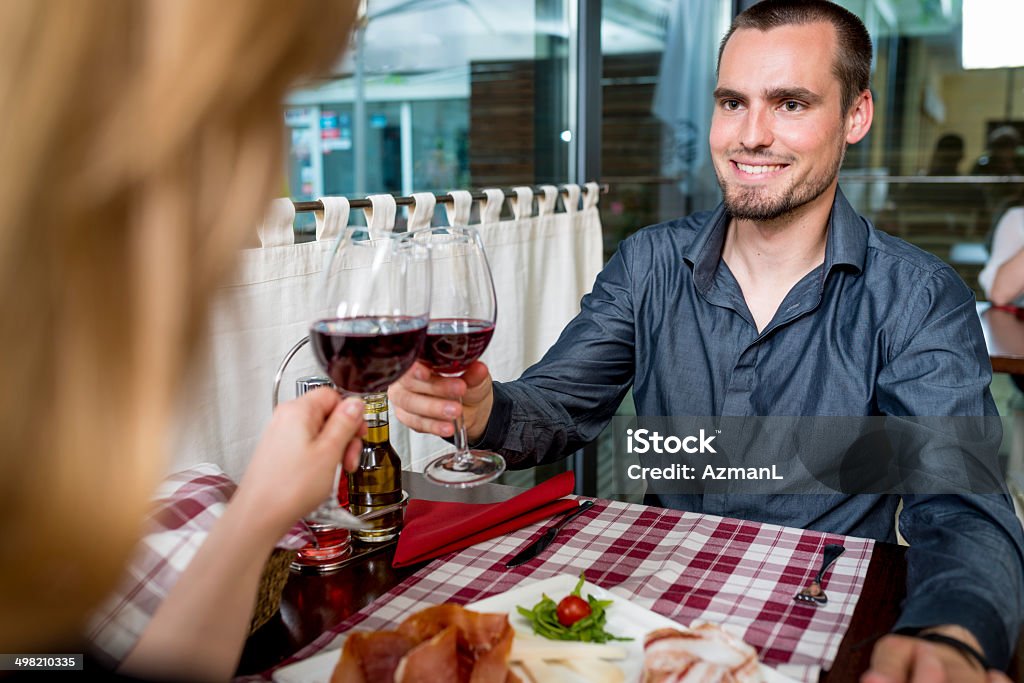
[996, 205, 1024, 228]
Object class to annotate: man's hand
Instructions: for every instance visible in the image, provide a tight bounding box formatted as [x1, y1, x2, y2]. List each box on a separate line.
[389, 360, 494, 442]
[861, 626, 1009, 683]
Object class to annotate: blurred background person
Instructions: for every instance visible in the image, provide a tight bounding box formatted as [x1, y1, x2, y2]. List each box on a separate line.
[0, 1, 361, 680]
[888, 132, 987, 238]
[979, 189, 1024, 397]
[972, 125, 1024, 177]
[980, 192, 1024, 308]
[972, 126, 1024, 223]
[928, 132, 966, 176]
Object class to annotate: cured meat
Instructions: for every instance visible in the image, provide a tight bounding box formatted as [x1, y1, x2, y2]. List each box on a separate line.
[331, 631, 418, 683]
[642, 625, 761, 683]
[332, 604, 519, 683]
[397, 604, 515, 683]
[395, 626, 459, 683]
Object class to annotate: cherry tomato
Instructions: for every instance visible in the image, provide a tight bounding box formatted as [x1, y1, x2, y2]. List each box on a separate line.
[556, 595, 591, 626]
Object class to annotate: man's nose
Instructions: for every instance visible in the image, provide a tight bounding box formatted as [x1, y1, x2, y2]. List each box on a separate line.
[739, 105, 774, 150]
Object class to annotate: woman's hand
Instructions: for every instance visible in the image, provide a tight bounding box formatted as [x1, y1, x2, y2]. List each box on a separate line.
[122, 389, 367, 682]
[233, 388, 367, 539]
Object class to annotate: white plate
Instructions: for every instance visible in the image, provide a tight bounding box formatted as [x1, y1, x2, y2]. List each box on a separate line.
[273, 574, 798, 683]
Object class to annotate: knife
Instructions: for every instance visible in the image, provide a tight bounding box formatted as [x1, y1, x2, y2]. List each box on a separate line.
[505, 500, 595, 568]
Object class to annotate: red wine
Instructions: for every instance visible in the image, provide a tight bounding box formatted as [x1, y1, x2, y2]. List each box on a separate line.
[421, 318, 495, 375]
[310, 316, 427, 393]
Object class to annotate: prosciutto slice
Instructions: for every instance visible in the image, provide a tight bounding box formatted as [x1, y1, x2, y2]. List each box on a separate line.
[332, 603, 520, 683]
[395, 626, 459, 683]
[332, 631, 418, 683]
[642, 625, 761, 683]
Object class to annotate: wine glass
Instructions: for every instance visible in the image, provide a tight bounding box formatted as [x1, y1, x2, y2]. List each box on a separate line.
[305, 228, 431, 531]
[413, 226, 506, 487]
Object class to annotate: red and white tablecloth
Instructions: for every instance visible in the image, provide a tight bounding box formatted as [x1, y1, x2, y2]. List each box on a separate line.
[252, 497, 874, 683]
[87, 464, 314, 667]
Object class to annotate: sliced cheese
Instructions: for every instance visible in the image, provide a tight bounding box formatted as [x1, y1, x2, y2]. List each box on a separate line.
[563, 657, 625, 683]
[517, 658, 565, 683]
[510, 641, 628, 662]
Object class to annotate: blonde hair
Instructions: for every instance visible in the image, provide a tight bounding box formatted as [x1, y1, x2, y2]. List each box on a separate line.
[0, 0, 357, 651]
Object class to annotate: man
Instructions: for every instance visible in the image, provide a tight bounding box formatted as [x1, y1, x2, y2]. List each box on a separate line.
[391, 1, 1023, 680]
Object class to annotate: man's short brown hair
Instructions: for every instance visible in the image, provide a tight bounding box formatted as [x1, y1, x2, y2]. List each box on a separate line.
[717, 0, 872, 114]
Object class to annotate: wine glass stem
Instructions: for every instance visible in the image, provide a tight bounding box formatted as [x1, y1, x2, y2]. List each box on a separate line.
[451, 397, 472, 466]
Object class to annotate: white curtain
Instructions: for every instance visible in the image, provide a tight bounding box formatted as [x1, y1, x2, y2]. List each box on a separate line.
[653, 0, 726, 209]
[170, 184, 605, 479]
[167, 197, 349, 480]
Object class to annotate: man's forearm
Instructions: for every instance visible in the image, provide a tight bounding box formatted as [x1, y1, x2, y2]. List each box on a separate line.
[896, 494, 1024, 669]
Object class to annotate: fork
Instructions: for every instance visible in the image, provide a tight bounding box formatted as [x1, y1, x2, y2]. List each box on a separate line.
[793, 544, 846, 606]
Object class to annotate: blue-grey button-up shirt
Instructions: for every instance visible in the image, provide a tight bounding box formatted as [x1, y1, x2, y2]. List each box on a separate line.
[481, 189, 1024, 668]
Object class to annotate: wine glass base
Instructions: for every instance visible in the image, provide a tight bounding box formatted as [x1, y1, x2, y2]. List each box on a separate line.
[424, 450, 506, 487]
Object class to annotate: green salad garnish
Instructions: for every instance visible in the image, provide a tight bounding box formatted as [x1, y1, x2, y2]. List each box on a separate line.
[515, 573, 632, 643]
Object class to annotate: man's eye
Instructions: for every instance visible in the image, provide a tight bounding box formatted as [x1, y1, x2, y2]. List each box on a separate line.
[782, 101, 804, 112]
[721, 100, 741, 111]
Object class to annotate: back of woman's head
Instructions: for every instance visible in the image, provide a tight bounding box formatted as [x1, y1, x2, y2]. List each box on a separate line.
[0, 0, 357, 651]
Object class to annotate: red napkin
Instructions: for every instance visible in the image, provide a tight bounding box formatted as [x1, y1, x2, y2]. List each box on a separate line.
[393, 471, 577, 567]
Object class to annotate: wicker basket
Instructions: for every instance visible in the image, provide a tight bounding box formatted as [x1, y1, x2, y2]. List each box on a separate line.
[249, 548, 298, 633]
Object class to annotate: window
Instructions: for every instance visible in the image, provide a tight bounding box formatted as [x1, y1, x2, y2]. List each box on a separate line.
[285, 0, 574, 231]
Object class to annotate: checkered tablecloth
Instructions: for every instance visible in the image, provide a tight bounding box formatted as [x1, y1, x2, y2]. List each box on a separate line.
[87, 464, 315, 667]
[251, 497, 874, 683]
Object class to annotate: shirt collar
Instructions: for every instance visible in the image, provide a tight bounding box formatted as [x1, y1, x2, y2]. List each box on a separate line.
[683, 186, 867, 294]
[824, 187, 867, 276]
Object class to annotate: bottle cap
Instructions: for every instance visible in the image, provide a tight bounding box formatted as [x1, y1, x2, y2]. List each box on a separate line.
[363, 392, 388, 414]
[295, 376, 333, 396]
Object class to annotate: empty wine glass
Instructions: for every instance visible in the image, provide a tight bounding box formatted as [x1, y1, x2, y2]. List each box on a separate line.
[305, 228, 431, 527]
[412, 226, 505, 487]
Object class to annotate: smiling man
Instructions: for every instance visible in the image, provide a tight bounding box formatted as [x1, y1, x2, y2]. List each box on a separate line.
[390, 1, 1024, 680]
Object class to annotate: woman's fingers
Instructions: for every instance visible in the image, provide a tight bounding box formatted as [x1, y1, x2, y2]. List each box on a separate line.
[342, 434, 363, 473]
[314, 396, 366, 452]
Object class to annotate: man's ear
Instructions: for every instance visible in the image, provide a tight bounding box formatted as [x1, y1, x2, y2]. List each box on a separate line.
[845, 90, 873, 145]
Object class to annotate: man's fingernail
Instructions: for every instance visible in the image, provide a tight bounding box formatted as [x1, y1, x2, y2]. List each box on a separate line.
[443, 403, 458, 418]
[342, 398, 363, 417]
[415, 366, 427, 380]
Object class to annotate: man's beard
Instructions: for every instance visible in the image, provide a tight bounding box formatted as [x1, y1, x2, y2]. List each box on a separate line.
[715, 140, 846, 221]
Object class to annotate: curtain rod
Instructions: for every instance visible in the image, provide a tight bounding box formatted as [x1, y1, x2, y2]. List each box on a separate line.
[292, 183, 609, 213]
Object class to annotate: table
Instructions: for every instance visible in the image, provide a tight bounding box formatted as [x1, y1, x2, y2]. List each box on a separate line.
[978, 302, 1024, 375]
[238, 473, 918, 683]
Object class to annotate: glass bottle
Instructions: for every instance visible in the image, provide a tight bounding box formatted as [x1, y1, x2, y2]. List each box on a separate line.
[349, 392, 403, 543]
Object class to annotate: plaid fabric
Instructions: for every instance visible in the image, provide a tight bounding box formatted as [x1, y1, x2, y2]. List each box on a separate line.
[249, 498, 873, 683]
[87, 463, 315, 667]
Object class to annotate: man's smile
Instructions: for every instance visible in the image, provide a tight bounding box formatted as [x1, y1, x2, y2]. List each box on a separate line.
[731, 160, 790, 179]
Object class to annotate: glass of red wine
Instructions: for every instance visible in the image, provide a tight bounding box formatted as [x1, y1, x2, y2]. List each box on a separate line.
[306, 228, 431, 525]
[413, 226, 505, 487]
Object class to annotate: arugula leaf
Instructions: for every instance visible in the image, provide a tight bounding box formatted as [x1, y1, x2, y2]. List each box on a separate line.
[515, 572, 632, 643]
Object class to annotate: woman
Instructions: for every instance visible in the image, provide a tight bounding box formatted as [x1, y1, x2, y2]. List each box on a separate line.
[0, 1, 361, 679]
[980, 202, 1024, 307]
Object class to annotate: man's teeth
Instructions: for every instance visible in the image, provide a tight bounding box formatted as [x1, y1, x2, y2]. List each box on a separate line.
[736, 162, 783, 174]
